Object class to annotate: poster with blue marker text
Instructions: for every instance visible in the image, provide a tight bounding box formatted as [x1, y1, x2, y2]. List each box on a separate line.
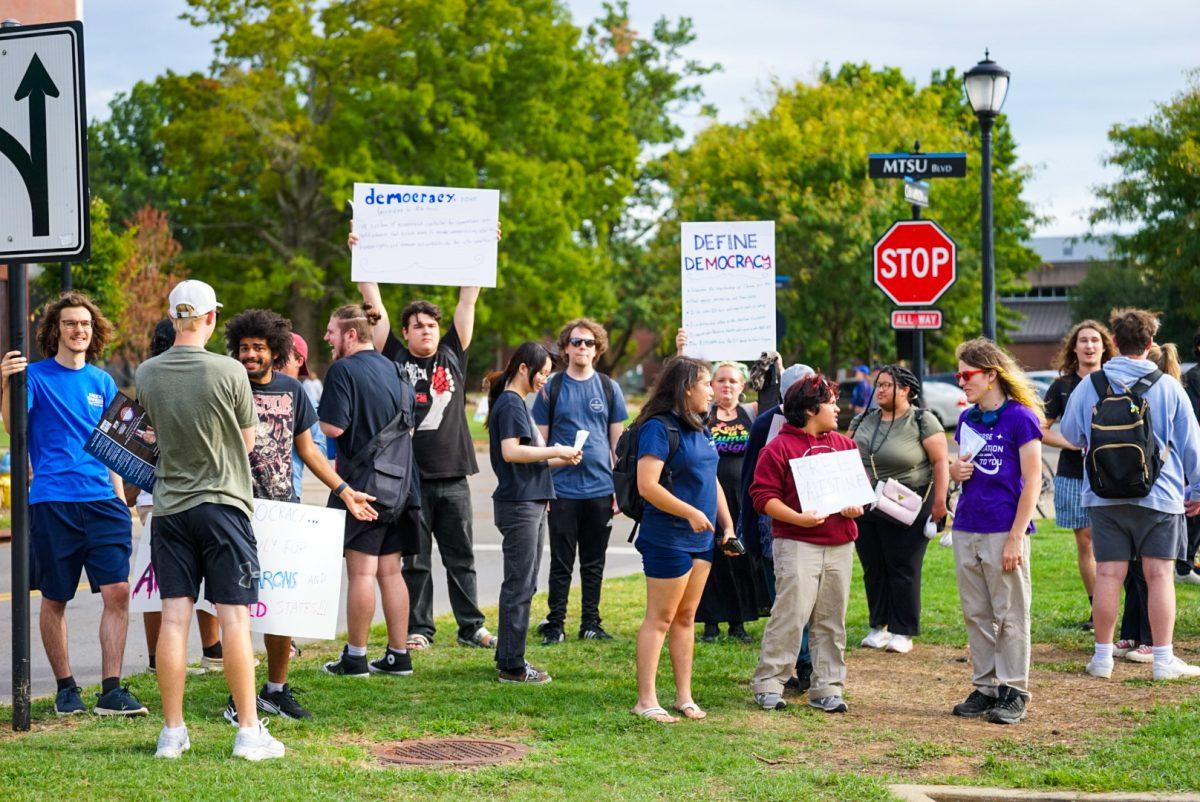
[681, 221, 776, 360]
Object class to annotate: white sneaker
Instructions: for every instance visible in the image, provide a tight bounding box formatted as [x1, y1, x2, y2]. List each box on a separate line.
[155, 725, 191, 759]
[860, 628, 892, 649]
[1176, 571, 1200, 586]
[885, 634, 913, 654]
[1126, 645, 1154, 664]
[1152, 657, 1200, 681]
[1084, 657, 1113, 679]
[232, 720, 286, 761]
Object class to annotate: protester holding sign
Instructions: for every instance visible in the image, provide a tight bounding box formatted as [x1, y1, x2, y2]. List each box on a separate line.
[136, 280, 283, 760]
[0, 292, 146, 718]
[948, 338, 1043, 726]
[749, 375, 863, 715]
[848, 365, 948, 656]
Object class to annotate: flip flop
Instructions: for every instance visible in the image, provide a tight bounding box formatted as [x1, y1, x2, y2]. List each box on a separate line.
[406, 634, 431, 651]
[631, 706, 677, 723]
[673, 701, 707, 720]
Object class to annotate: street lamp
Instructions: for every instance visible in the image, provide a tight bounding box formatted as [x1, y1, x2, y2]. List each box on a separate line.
[964, 51, 1010, 342]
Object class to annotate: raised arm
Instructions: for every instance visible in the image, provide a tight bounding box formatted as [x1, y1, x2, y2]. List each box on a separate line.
[348, 223, 392, 350]
[454, 286, 481, 351]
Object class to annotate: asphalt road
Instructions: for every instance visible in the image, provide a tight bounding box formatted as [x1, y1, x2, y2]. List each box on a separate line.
[0, 452, 641, 704]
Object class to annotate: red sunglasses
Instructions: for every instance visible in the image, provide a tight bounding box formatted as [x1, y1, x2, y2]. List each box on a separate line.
[954, 368, 986, 382]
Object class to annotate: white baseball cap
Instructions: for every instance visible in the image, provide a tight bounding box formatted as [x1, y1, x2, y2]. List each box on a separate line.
[168, 280, 223, 319]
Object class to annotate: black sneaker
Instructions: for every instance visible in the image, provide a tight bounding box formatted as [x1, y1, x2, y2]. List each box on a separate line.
[323, 646, 370, 677]
[579, 626, 613, 641]
[986, 686, 1028, 725]
[952, 689, 998, 718]
[54, 686, 85, 716]
[727, 624, 753, 643]
[224, 695, 240, 726]
[541, 627, 565, 646]
[497, 663, 551, 684]
[700, 623, 719, 643]
[94, 685, 149, 717]
[369, 650, 414, 676]
[258, 684, 312, 720]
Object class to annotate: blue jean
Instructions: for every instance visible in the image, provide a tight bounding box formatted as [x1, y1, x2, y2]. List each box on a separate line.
[493, 500, 548, 673]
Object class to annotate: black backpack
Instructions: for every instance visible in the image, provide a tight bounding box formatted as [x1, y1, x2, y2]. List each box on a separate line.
[1086, 369, 1163, 499]
[612, 415, 681, 539]
[337, 368, 420, 523]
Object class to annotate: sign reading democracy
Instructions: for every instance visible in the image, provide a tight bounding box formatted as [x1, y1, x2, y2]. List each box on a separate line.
[130, 500, 347, 640]
[680, 221, 776, 361]
[788, 449, 877, 517]
[350, 181, 499, 288]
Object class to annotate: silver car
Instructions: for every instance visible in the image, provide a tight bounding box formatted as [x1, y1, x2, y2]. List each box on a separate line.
[919, 381, 969, 430]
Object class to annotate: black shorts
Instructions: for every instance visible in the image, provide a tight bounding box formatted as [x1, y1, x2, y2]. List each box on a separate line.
[151, 502, 260, 606]
[342, 504, 420, 557]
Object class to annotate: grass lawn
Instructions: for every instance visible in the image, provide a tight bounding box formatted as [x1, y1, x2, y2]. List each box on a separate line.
[3, 522, 1200, 800]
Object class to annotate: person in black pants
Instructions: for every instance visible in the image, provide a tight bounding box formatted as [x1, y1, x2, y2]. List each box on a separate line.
[532, 319, 629, 643]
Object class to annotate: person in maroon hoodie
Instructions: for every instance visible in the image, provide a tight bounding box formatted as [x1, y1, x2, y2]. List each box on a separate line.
[749, 374, 863, 713]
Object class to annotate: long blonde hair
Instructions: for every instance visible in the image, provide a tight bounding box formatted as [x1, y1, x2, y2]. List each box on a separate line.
[1149, 343, 1182, 380]
[956, 338, 1046, 424]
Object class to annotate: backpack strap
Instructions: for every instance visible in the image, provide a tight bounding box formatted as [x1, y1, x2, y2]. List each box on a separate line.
[544, 372, 566, 445]
[602, 374, 616, 416]
[1131, 369, 1163, 398]
[1089, 370, 1112, 399]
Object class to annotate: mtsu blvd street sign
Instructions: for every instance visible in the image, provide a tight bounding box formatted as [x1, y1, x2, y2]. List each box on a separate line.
[873, 220, 957, 307]
[0, 21, 89, 262]
[868, 152, 967, 180]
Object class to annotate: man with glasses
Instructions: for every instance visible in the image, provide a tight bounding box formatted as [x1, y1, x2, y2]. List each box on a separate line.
[532, 319, 628, 643]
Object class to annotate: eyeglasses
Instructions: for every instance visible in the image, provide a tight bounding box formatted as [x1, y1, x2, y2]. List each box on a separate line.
[568, 337, 597, 349]
[954, 368, 985, 382]
[61, 320, 92, 330]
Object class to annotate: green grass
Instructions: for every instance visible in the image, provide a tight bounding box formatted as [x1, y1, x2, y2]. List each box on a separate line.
[3, 522, 1200, 800]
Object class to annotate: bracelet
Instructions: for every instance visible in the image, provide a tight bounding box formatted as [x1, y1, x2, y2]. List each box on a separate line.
[334, 481, 349, 496]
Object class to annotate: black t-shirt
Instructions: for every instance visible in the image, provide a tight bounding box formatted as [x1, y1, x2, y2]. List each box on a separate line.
[383, 325, 478, 480]
[489, 390, 555, 503]
[249, 372, 318, 501]
[1044, 373, 1083, 479]
[319, 349, 410, 459]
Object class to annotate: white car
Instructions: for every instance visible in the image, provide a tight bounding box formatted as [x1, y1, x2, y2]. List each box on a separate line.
[920, 381, 969, 430]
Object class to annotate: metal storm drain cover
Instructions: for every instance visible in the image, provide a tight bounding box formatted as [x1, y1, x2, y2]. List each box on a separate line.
[374, 738, 528, 767]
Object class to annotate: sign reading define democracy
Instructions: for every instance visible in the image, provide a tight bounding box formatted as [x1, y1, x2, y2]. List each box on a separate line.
[789, 450, 877, 518]
[130, 500, 347, 641]
[680, 221, 776, 361]
[350, 181, 499, 287]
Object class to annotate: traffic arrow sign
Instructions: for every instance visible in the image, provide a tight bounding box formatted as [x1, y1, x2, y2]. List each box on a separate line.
[0, 21, 89, 262]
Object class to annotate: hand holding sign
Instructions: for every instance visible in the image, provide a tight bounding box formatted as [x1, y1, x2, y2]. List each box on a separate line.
[788, 450, 876, 517]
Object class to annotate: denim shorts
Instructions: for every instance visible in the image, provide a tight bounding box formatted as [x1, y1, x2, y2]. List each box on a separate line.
[1053, 475, 1090, 530]
[636, 539, 712, 579]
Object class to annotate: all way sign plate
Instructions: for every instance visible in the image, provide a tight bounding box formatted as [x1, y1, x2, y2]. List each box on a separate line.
[891, 310, 943, 330]
[0, 21, 89, 262]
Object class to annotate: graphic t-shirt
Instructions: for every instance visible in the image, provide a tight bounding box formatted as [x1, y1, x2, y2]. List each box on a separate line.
[1043, 373, 1084, 480]
[318, 349, 408, 459]
[383, 326, 477, 480]
[637, 413, 719, 553]
[531, 372, 628, 499]
[708, 405, 753, 519]
[954, 402, 1043, 534]
[27, 359, 119, 504]
[489, 390, 555, 502]
[249, 373, 317, 502]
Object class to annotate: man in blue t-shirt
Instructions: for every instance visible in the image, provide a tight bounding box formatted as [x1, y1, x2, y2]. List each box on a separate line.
[0, 293, 146, 717]
[532, 319, 628, 643]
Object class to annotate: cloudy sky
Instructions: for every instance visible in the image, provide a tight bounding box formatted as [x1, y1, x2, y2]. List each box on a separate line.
[78, 1, 1199, 237]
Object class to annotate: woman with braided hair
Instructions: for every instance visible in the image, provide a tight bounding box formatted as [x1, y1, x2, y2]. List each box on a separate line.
[848, 365, 949, 655]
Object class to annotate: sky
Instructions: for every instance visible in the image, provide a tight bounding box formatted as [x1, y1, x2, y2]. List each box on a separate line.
[75, 1, 1200, 237]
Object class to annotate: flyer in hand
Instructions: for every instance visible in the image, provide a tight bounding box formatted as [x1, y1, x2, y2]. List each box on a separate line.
[83, 392, 159, 491]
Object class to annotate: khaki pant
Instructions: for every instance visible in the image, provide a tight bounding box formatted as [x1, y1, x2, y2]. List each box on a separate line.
[952, 530, 1032, 698]
[752, 538, 853, 700]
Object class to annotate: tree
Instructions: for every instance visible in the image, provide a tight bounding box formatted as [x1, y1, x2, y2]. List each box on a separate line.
[110, 207, 186, 364]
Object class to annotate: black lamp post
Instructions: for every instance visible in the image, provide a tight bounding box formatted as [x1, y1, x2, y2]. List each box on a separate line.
[964, 51, 1010, 342]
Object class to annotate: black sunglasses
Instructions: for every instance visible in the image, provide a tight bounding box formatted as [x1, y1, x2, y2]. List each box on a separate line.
[568, 337, 597, 348]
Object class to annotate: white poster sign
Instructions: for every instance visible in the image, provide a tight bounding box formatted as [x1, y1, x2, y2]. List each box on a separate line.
[350, 182, 499, 287]
[129, 500, 347, 640]
[788, 449, 876, 517]
[680, 221, 776, 360]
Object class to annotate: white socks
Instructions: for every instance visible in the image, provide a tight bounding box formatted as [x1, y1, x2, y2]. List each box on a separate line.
[265, 681, 285, 693]
[1152, 644, 1173, 666]
[347, 643, 367, 657]
[1093, 642, 1114, 663]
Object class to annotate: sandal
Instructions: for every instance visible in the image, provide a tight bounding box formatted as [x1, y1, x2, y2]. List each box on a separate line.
[673, 701, 707, 720]
[457, 628, 498, 649]
[406, 634, 431, 651]
[631, 706, 677, 723]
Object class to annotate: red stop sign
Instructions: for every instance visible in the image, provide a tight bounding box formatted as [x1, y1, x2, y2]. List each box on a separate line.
[873, 220, 957, 306]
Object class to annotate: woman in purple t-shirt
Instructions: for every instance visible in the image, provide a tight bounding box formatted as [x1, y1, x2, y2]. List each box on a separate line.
[947, 338, 1044, 726]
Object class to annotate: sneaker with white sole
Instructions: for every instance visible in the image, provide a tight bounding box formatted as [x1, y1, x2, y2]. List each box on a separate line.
[232, 720, 285, 761]
[1153, 657, 1200, 681]
[1084, 657, 1114, 679]
[885, 634, 913, 654]
[155, 725, 191, 759]
[755, 692, 787, 711]
[1175, 571, 1200, 586]
[808, 695, 848, 713]
[1126, 644, 1154, 664]
[1112, 639, 1138, 658]
[860, 628, 891, 649]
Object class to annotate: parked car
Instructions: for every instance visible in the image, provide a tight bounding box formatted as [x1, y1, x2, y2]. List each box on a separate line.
[837, 378, 966, 431]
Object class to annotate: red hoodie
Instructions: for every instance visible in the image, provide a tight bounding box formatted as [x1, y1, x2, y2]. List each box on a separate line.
[749, 423, 859, 546]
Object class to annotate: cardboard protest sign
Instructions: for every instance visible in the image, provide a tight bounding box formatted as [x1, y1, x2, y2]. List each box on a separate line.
[788, 449, 876, 517]
[130, 500, 347, 640]
[350, 182, 499, 287]
[680, 221, 776, 360]
[83, 393, 158, 491]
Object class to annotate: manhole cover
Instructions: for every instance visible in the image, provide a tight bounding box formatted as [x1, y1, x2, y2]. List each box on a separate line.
[373, 738, 528, 767]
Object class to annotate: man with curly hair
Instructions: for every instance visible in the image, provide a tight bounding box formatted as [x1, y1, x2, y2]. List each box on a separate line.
[224, 309, 379, 720]
[1, 292, 147, 717]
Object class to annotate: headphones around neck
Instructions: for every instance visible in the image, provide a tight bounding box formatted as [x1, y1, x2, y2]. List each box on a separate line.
[966, 399, 1009, 427]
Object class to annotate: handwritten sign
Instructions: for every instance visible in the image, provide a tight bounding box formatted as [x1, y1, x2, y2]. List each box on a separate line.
[83, 393, 158, 491]
[350, 182, 499, 287]
[788, 449, 876, 517]
[129, 500, 347, 640]
[680, 221, 776, 360]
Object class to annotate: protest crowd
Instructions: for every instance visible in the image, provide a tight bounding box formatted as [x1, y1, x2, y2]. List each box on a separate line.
[7, 223, 1200, 760]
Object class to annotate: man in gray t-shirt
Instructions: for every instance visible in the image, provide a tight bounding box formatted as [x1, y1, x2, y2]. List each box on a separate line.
[135, 279, 284, 761]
